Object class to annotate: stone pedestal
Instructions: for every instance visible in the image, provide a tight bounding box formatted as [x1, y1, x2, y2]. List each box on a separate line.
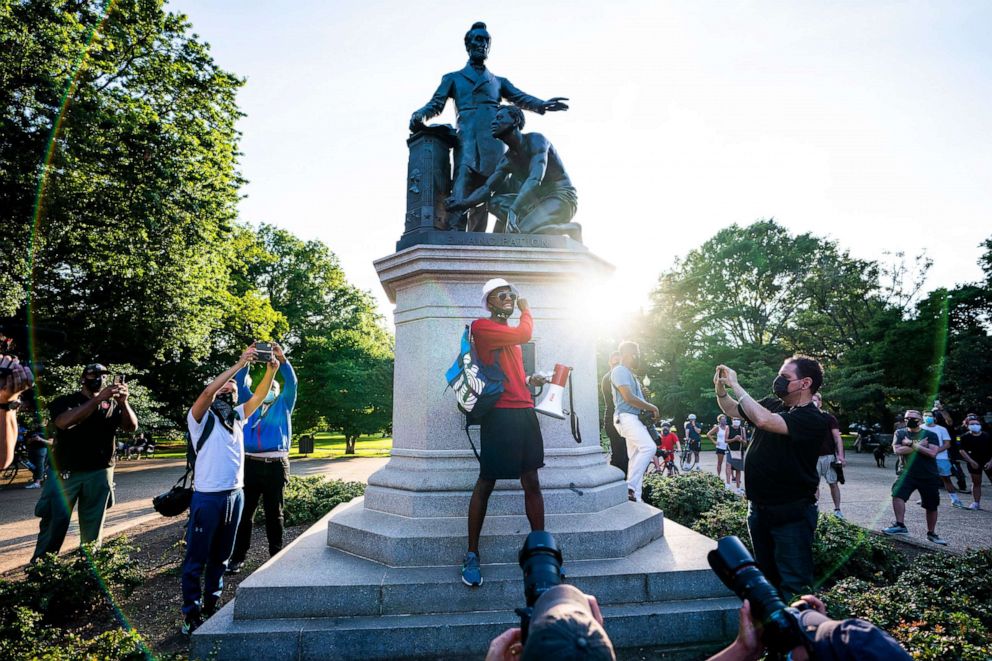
[192, 239, 737, 660]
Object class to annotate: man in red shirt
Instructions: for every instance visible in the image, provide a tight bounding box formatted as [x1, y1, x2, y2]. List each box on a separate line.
[652, 423, 681, 473]
[462, 278, 548, 587]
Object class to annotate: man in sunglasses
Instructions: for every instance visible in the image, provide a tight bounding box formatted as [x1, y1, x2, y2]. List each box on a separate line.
[460, 277, 548, 587]
[713, 356, 830, 598]
[882, 410, 948, 545]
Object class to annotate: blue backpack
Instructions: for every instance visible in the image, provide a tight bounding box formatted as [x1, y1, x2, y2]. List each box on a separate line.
[446, 324, 504, 458]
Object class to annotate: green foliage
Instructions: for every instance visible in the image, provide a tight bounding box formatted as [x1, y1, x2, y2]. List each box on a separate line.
[11, 537, 143, 625]
[812, 512, 907, 588]
[691, 499, 749, 543]
[0, 602, 147, 661]
[641, 471, 740, 526]
[824, 549, 992, 660]
[256, 476, 366, 527]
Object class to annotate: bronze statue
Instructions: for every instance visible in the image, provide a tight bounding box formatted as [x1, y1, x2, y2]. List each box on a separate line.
[409, 21, 568, 232]
[445, 106, 581, 242]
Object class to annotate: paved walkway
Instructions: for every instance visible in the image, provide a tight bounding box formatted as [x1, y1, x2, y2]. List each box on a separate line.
[688, 447, 992, 552]
[0, 455, 388, 573]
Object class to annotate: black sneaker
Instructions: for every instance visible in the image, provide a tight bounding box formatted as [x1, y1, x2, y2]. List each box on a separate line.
[927, 532, 948, 546]
[882, 522, 909, 536]
[225, 561, 243, 575]
[181, 609, 203, 636]
[202, 601, 218, 619]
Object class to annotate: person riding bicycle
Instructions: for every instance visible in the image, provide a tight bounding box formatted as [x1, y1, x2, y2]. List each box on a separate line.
[654, 423, 681, 476]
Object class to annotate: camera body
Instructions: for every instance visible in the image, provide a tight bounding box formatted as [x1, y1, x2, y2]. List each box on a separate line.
[516, 531, 564, 643]
[708, 536, 814, 658]
[255, 341, 273, 362]
[638, 409, 660, 443]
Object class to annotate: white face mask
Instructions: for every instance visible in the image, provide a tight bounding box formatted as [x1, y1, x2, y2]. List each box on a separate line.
[969, 424, 982, 433]
[732, 421, 741, 428]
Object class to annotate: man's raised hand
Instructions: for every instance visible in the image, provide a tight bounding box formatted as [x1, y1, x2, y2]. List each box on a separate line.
[0, 356, 33, 403]
[273, 342, 287, 364]
[542, 97, 569, 112]
[239, 346, 258, 366]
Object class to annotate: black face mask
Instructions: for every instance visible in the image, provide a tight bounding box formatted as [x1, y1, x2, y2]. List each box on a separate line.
[211, 394, 238, 432]
[84, 376, 104, 392]
[772, 375, 792, 399]
[216, 391, 235, 406]
[905, 419, 920, 429]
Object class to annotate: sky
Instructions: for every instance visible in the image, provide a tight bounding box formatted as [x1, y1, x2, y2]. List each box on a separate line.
[167, 0, 992, 321]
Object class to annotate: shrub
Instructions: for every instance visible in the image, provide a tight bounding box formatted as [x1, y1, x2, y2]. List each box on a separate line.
[11, 537, 143, 625]
[812, 513, 907, 587]
[641, 471, 739, 527]
[692, 499, 749, 544]
[256, 476, 366, 527]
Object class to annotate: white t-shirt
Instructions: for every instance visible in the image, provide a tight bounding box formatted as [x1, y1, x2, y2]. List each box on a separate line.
[923, 423, 951, 460]
[187, 405, 247, 492]
[715, 427, 728, 450]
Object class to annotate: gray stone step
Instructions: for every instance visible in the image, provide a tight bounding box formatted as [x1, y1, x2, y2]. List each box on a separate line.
[326, 497, 664, 566]
[234, 518, 729, 620]
[194, 595, 739, 661]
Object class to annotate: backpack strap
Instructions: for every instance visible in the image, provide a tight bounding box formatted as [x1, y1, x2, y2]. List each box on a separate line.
[184, 411, 217, 484]
[465, 423, 481, 462]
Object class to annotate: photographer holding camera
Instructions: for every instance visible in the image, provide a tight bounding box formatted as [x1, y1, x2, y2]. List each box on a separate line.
[227, 341, 298, 575]
[610, 341, 659, 502]
[31, 363, 137, 562]
[180, 346, 278, 635]
[708, 535, 910, 661]
[714, 357, 829, 598]
[1, 354, 34, 469]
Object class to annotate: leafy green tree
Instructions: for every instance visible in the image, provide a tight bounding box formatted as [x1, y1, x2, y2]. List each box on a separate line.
[295, 326, 394, 454]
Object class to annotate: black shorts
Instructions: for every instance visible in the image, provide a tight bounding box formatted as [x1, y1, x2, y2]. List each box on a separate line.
[892, 472, 941, 512]
[716, 448, 728, 456]
[689, 439, 701, 452]
[479, 408, 545, 480]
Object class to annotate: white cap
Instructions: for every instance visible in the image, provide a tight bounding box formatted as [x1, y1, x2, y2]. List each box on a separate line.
[688, 414, 697, 420]
[481, 277, 511, 312]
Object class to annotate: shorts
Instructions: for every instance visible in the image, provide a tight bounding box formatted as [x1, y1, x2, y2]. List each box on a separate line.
[479, 408, 545, 480]
[817, 455, 838, 484]
[936, 458, 952, 477]
[689, 439, 701, 453]
[892, 472, 940, 512]
[715, 448, 727, 456]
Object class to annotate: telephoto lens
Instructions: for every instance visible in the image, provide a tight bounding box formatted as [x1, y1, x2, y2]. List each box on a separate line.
[517, 531, 564, 642]
[707, 536, 809, 655]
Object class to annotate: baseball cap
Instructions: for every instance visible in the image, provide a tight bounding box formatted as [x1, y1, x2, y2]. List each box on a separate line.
[688, 414, 697, 420]
[521, 585, 615, 661]
[799, 609, 911, 660]
[82, 363, 109, 376]
[481, 278, 512, 312]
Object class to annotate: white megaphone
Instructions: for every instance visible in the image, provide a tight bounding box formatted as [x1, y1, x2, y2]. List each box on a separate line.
[535, 364, 572, 420]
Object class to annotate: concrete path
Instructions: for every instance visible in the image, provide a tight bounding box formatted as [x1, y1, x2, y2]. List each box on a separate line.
[687, 447, 992, 552]
[0, 455, 388, 573]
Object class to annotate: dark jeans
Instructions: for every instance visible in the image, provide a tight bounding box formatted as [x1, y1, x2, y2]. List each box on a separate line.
[28, 445, 47, 482]
[230, 456, 289, 564]
[606, 418, 628, 476]
[181, 489, 244, 615]
[747, 498, 817, 599]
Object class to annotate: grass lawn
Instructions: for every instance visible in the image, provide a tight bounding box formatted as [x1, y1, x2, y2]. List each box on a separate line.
[149, 432, 392, 460]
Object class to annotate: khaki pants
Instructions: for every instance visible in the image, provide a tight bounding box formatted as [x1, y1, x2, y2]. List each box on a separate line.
[31, 467, 114, 562]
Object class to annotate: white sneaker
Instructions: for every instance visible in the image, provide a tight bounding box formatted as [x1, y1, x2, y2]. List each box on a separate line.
[951, 498, 966, 509]
[833, 509, 845, 520]
[968, 502, 981, 510]
[24, 482, 41, 489]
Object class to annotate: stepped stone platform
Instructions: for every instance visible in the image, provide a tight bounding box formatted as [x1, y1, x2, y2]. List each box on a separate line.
[191, 241, 739, 659]
[192, 501, 738, 660]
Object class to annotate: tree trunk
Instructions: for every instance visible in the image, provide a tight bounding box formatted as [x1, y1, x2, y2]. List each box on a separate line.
[345, 434, 357, 455]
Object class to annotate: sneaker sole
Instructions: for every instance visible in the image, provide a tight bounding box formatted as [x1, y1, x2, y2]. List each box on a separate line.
[882, 529, 909, 536]
[928, 539, 948, 546]
[461, 576, 483, 587]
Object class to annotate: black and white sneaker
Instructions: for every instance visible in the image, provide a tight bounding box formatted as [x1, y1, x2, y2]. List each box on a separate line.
[181, 609, 203, 636]
[926, 532, 948, 546]
[225, 561, 243, 575]
[882, 522, 909, 536]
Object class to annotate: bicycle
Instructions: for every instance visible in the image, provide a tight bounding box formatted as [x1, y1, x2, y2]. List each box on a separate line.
[2, 441, 36, 487]
[680, 446, 697, 471]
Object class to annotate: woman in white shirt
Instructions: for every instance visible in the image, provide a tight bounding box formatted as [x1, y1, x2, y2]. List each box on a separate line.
[707, 415, 730, 482]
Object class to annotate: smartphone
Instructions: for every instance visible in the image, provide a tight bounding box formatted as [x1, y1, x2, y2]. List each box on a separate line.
[114, 374, 126, 385]
[255, 341, 273, 362]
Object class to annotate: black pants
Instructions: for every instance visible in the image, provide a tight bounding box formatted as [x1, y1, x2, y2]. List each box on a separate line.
[606, 417, 628, 476]
[230, 457, 289, 564]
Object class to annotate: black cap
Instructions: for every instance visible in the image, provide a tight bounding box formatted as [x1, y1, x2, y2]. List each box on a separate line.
[82, 363, 109, 375]
[799, 610, 911, 660]
[521, 585, 615, 661]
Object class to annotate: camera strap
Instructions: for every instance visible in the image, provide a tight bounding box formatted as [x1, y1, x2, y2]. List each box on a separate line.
[568, 375, 581, 444]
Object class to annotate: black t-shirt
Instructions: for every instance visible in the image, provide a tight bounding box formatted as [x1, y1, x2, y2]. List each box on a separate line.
[894, 428, 940, 480]
[50, 393, 123, 472]
[601, 372, 615, 426]
[741, 398, 828, 505]
[727, 425, 745, 451]
[818, 414, 839, 456]
[960, 431, 992, 464]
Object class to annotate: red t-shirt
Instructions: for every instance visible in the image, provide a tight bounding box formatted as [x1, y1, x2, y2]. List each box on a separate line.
[471, 310, 534, 409]
[658, 432, 679, 454]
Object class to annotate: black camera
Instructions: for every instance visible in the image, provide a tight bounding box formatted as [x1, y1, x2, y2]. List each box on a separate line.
[707, 536, 814, 658]
[515, 531, 564, 643]
[637, 409, 660, 443]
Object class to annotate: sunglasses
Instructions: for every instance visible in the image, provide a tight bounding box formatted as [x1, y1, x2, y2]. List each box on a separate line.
[495, 291, 518, 302]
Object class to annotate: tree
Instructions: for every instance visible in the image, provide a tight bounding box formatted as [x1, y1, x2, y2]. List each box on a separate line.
[295, 325, 393, 454]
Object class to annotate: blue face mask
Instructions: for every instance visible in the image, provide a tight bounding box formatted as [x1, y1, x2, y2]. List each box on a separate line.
[924, 416, 935, 425]
[263, 390, 278, 405]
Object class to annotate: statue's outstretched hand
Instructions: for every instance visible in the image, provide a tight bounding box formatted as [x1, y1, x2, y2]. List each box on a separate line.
[444, 196, 466, 212]
[543, 97, 569, 112]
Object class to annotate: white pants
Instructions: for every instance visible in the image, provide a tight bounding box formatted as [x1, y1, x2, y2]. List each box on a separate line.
[616, 412, 656, 502]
